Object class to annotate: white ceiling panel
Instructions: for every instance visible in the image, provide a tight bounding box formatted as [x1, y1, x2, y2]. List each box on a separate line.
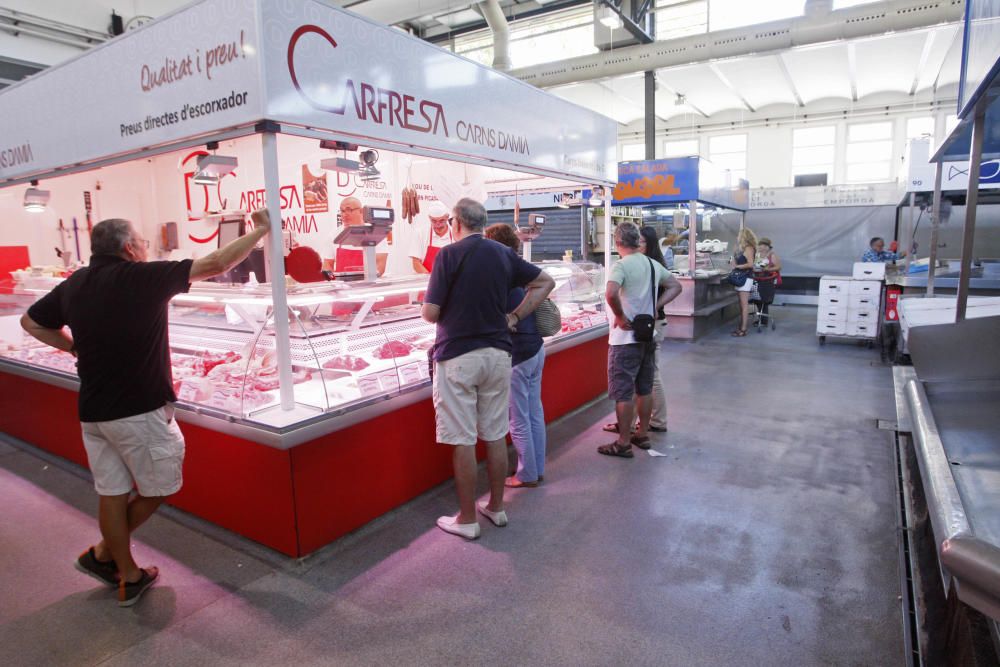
[854, 30, 928, 98]
[779, 43, 852, 104]
[712, 55, 799, 109]
[934, 27, 965, 89]
[654, 65, 746, 116]
[913, 25, 962, 92]
[550, 83, 640, 125]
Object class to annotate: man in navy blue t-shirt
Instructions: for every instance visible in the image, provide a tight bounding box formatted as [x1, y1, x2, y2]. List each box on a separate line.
[422, 198, 555, 540]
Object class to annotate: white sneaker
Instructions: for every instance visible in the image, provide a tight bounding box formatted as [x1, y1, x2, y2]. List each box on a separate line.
[436, 515, 481, 540]
[477, 503, 508, 527]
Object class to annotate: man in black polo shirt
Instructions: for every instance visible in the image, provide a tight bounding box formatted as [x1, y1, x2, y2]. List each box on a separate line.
[422, 198, 555, 540]
[21, 210, 271, 606]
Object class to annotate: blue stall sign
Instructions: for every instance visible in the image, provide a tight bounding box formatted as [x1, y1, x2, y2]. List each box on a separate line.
[613, 157, 699, 204]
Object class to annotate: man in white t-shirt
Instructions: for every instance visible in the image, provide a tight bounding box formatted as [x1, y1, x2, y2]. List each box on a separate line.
[323, 196, 389, 276]
[409, 200, 453, 274]
[599, 222, 682, 458]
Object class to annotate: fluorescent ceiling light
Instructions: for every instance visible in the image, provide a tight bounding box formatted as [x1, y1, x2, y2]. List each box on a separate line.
[599, 6, 622, 29]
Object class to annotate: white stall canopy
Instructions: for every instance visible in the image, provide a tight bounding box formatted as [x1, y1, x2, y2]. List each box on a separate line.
[0, 0, 616, 188]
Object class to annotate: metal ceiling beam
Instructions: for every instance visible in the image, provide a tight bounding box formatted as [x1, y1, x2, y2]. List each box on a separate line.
[707, 63, 755, 113]
[510, 0, 963, 88]
[910, 29, 936, 96]
[775, 53, 805, 108]
[847, 42, 858, 102]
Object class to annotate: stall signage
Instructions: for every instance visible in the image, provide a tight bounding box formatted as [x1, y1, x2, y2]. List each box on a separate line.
[261, 2, 615, 184]
[0, 0, 263, 183]
[749, 183, 900, 209]
[613, 158, 699, 205]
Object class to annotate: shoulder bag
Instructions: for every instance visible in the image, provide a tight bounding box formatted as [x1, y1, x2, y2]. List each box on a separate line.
[631, 257, 658, 343]
[534, 298, 562, 337]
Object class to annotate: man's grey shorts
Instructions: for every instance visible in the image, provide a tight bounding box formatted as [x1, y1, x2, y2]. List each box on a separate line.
[607, 342, 657, 402]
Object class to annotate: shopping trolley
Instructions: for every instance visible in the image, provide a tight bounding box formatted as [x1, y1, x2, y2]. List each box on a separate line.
[750, 275, 778, 332]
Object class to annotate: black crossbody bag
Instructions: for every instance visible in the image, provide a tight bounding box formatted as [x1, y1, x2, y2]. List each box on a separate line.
[631, 257, 658, 343]
[427, 240, 479, 379]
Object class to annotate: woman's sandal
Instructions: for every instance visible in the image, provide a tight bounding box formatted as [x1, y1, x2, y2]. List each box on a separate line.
[597, 442, 634, 458]
[731, 329, 748, 337]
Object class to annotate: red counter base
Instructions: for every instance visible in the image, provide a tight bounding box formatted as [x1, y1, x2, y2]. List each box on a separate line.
[0, 336, 608, 557]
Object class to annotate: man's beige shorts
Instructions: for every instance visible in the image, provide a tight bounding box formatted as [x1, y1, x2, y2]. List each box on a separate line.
[433, 347, 513, 446]
[80, 405, 185, 497]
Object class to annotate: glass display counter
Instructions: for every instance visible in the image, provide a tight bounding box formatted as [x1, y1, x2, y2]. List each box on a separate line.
[0, 260, 607, 433]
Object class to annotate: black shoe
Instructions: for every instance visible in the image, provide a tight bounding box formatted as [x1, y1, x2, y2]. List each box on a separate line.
[648, 425, 667, 433]
[74, 547, 119, 587]
[118, 567, 159, 607]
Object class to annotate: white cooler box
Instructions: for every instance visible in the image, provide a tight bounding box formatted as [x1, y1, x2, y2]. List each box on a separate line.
[848, 321, 877, 337]
[816, 303, 847, 335]
[852, 262, 886, 281]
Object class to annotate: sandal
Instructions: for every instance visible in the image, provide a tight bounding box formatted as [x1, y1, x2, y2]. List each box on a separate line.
[602, 422, 621, 433]
[630, 435, 652, 450]
[731, 329, 747, 337]
[597, 442, 634, 458]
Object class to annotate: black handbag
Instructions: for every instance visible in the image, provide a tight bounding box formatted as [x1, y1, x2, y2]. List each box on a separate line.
[632, 257, 658, 343]
[727, 268, 751, 287]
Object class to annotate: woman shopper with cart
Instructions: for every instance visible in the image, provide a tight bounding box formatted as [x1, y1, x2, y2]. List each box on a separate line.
[751, 237, 781, 332]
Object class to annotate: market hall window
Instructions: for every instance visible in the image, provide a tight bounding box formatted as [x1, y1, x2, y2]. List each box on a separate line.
[906, 116, 935, 142]
[792, 125, 836, 185]
[655, 0, 708, 41]
[846, 121, 893, 183]
[621, 143, 646, 161]
[451, 5, 597, 70]
[707, 133, 746, 183]
[663, 138, 699, 158]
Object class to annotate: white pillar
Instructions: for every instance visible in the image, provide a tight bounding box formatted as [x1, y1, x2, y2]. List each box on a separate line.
[261, 132, 296, 411]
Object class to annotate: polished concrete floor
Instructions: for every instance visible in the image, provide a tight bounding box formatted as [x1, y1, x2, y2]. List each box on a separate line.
[0, 306, 903, 666]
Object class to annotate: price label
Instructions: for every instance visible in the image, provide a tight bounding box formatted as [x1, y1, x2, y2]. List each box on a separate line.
[399, 363, 422, 384]
[358, 375, 382, 397]
[178, 382, 200, 402]
[379, 370, 400, 391]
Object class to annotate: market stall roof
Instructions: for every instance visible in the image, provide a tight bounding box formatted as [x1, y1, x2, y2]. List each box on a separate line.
[0, 0, 616, 188]
[931, 0, 1000, 163]
[612, 157, 749, 211]
[931, 100, 1000, 163]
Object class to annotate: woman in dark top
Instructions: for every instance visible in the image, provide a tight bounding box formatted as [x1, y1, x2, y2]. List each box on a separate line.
[484, 223, 546, 487]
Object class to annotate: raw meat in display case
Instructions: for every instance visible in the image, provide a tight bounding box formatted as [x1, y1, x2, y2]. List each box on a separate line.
[0, 260, 608, 430]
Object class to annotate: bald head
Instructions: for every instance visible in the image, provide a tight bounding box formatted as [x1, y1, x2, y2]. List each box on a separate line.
[340, 197, 363, 226]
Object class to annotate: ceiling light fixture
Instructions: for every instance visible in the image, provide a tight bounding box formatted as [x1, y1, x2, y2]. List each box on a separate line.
[598, 6, 622, 29]
[358, 149, 381, 182]
[193, 146, 238, 186]
[23, 180, 50, 213]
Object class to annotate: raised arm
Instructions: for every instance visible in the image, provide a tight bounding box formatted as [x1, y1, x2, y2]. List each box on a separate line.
[189, 208, 271, 282]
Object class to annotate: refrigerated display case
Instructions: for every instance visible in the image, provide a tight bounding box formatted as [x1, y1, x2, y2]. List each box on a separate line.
[1, 260, 607, 432]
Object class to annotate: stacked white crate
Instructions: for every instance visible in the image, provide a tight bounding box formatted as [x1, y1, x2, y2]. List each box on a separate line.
[816, 263, 883, 340]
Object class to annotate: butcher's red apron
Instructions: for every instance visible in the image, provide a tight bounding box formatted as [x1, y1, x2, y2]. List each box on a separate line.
[421, 230, 452, 272]
[335, 246, 364, 272]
